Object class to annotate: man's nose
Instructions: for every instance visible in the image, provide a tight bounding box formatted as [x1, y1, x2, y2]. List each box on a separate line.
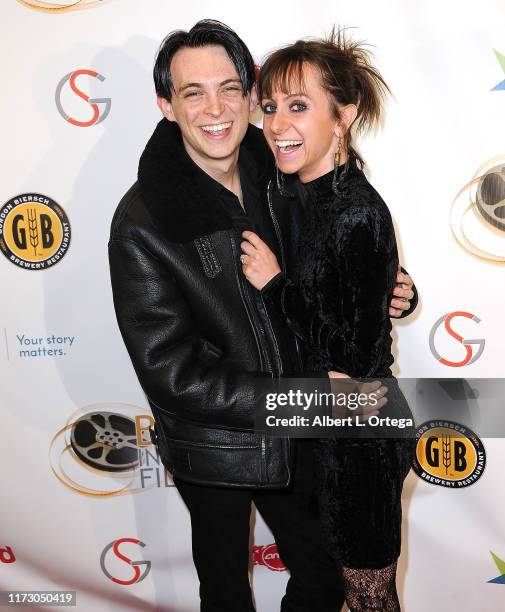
[204, 92, 225, 117]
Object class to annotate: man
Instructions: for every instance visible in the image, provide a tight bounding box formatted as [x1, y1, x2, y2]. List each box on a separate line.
[108, 20, 416, 612]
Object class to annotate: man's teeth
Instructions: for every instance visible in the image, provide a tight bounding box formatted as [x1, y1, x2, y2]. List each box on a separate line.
[201, 122, 232, 132]
[275, 140, 303, 149]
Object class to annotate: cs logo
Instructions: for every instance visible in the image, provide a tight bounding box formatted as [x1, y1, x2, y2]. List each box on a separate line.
[55, 69, 111, 127]
[100, 538, 151, 585]
[429, 311, 485, 367]
[0, 194, 71, 270]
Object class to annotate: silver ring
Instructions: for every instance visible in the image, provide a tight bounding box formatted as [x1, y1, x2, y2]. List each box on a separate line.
[240, 254, 248, 264]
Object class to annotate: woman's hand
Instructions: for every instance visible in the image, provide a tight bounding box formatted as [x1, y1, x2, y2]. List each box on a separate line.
[241, 231, 281, 290]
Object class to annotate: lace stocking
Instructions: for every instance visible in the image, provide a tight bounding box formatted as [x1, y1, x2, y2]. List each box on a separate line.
[342, 560, 400, 611]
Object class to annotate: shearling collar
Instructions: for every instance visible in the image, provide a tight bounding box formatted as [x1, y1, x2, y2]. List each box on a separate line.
[138, 118, 273, 243]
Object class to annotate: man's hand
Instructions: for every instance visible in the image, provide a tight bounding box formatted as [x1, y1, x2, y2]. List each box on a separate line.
[389, 265, 415, 318]
[241, 231, 281, 290]
[328, 371, 388, 422]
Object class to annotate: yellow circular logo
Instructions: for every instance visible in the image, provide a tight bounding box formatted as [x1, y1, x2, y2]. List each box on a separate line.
[0, 194, 71, 270]
[412, 420, 486, 488]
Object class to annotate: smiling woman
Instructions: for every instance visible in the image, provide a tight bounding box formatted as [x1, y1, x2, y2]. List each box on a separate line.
[241, 28, 416, 611]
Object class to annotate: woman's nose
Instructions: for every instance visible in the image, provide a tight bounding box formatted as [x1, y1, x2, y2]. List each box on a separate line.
[269, 111, 289, 134]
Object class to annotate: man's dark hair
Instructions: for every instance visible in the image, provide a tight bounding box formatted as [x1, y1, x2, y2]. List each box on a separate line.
[154, 19, 256, 101]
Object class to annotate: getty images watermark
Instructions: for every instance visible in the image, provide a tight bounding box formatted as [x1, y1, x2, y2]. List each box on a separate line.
[254, 378, 416, 438]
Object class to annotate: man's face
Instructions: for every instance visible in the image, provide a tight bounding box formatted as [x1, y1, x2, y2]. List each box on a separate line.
[158, 45, 254, 167]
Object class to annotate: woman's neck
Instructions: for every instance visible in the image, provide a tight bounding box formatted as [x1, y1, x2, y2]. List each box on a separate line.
[298, 150, 349, 184]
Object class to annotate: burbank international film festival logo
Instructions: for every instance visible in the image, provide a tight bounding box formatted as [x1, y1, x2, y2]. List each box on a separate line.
[49, 403, 174, 497]
[429, 311, 485, 367]
[16, 1, 107, 12]
[100, 538, 151, 585]
[0, 193, 71, 270]
[56, 69, 111, 127]
[412, 420, 486, 488]
[449, 51, 505, 262]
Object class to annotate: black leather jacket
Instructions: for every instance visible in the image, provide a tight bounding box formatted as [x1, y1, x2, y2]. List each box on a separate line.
[108, 119, 300, 489]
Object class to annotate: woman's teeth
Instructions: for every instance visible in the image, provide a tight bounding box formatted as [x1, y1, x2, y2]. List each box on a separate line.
[201, 122, 232, 133]
[275, 139, 303, 151]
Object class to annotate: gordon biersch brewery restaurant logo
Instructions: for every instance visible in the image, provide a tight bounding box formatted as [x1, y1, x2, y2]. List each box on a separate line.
[412, 420, 486, 488]
[16, 1, 107, 12]
[0, 194, 71, 270]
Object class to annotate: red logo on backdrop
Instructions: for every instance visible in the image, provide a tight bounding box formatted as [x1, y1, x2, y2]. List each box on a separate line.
[429, 311, 485, 367]
[55, 69, 111, 127]
[251, 543, 286, 572]
[100, 538, 151, 585]
[0, 546, 16, 563]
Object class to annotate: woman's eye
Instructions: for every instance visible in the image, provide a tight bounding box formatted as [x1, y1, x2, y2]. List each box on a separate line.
[290, 102, 307, 112]
[261, 103, 276, 114]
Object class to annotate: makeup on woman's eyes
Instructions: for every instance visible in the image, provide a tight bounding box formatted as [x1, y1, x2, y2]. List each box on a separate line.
[289, 101, 308, 112]
[261, 100, 309, 114]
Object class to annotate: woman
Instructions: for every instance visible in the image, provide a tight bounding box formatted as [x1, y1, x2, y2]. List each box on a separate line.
[241, 30, 416, 611]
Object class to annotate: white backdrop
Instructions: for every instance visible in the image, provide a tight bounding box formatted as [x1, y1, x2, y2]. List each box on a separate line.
[1, 1, 505, 610]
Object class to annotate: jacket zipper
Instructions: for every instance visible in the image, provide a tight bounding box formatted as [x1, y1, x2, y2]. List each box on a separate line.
[229, 232, 269, 374]
[267, 180, 286, 272]
[266, 180, 302, 373]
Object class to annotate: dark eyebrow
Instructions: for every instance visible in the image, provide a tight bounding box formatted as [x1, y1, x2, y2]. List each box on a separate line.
[261, 92, 309, 101]
[178, 78, 242, 93]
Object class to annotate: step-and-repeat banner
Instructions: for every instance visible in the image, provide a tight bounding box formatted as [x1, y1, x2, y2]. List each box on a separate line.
[2, 1, 504, 610]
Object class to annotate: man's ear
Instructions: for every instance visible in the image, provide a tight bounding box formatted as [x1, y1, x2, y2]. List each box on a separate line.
[249, 84, 259, 112]
[157, 96, 175, 121]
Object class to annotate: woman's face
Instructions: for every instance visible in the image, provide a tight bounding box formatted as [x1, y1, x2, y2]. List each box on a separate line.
[261, 63, 341, 183]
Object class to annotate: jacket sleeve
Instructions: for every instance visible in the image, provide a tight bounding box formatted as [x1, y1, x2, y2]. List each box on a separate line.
[108, 236, 273, 431]
[261, 205, 398, 378]
[398, 266, 419, 318]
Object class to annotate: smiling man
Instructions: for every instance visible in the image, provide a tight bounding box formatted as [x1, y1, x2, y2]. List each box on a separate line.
[108, 20, 416, 612]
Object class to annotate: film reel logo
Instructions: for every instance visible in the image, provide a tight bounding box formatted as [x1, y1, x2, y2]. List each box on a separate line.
[100, 538, 151, 585]
[0, 193, 71, 270]
[451, 156, 505, 263]
[412, 420, 486, 488]
[429, 312, 485, 368]
[55, 70, 111, 127]
[16, 1, 107, 12]
[49, 404, 158, 497]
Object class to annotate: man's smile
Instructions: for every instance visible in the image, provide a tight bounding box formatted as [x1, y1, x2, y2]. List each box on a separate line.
[200, 121, 233, 139]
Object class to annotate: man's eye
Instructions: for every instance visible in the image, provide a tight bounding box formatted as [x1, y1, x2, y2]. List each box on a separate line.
[184, 91, 200, 98]
[290, 102, 307, 112]
[224, 86, 241, 93]
[261, 104, 276, 114]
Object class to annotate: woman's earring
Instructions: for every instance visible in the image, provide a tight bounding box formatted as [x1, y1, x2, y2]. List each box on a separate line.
[332, 136, 345, 195]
